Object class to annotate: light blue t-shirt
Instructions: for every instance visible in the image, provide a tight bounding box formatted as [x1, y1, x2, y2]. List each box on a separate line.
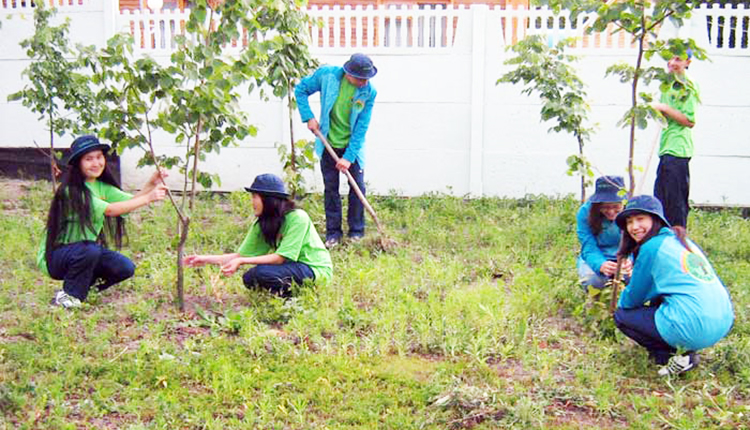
[618, 228, 734, 350]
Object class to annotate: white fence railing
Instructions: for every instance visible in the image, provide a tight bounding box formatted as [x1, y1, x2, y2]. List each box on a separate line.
[2, 2, 749, 54]
[104, 4, 750, 54]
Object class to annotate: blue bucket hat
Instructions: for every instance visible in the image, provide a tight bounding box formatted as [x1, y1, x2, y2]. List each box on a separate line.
[589, 176, 625, 203]
[244, 173, 289, 198]
[615, 195, 671, 230]
[67, 135, 110, 166]
[343, 53, 377, 80]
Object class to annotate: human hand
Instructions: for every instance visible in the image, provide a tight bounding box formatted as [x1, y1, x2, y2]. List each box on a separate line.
[149, 184, 168, 203]
[620, 259, 633, 276]
[220, 258, 242, 276]
[307, 119, 320, 133]
[183, 255, 205, 267]
[600, 261, 618, 277]
[148, 168, 168, 187]
[336, 158, 351, 172]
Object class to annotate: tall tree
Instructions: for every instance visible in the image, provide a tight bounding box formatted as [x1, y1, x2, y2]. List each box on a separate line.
[499, 36, 594, 202]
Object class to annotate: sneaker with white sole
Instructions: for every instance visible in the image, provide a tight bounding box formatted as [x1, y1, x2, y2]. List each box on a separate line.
[658, 353, 698, 376]
[324, 237, 340, 249]
[50, 290, 82, 309]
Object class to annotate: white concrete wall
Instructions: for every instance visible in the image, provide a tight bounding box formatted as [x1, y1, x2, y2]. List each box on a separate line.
[1, 3, 749, 205]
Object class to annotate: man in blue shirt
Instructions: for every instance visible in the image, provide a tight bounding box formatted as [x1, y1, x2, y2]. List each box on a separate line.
[295, 54, 378, 248]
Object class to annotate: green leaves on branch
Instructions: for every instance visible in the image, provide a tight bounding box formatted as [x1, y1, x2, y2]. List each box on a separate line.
[498, 35, 594, 200]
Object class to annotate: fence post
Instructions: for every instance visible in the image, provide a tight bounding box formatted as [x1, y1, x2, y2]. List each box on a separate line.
[469, 5, 487, 197]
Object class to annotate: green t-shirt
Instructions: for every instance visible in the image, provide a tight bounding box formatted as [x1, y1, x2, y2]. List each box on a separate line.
[327, 78, 357, 149]
[236, 209, 333, 283]
[659, 76, 700, 158]
[37, 180, 133, 271]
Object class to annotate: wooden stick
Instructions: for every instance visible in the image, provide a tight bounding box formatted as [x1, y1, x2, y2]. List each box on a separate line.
[609, 256, 624, 313]
[312, 129, 386, 235]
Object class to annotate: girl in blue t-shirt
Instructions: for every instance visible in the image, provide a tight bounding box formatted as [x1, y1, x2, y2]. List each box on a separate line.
[42, 135, 167, 308]
[613, 195, 734, 376]
[576, 175, 631, 290]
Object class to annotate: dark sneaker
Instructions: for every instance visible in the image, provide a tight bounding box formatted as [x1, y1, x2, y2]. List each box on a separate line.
[658, 353, 699, 376]
[50, 290, 82, 309]
[324, 237, 340, 249]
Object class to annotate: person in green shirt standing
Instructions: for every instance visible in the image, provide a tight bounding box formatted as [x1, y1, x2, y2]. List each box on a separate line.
[651, 50, 700, 228]
[40, 135, 168, 308]
[183, 174, 332, 297]
[295, 53, 378, 248]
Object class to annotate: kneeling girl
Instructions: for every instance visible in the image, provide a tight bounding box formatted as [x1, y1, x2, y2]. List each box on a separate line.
[613, 195, 734, 375]
[41, 135, 168, 308]
[184, 173, 332, 296]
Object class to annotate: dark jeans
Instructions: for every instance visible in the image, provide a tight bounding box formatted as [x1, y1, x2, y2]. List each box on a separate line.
[614, 303, 676, 365]
[654, 155, 691, 227]
[47, 241, 135, 301]
[321, 147, 365, 240]
[242, 262, 315, 297]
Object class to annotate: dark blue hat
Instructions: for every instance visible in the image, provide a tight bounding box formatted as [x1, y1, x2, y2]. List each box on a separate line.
[67, 135, 110, 165]
[589, 176, 625, 203]
[615, 195, 671, 230]
[244, 173, 289, 198]
[343, 53, 377, 80]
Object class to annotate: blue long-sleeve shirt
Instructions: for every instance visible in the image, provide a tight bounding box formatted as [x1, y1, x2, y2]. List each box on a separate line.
[618, 228, 734, 350]
[295, 66, 377, 168]
[576, 201, 621, 273]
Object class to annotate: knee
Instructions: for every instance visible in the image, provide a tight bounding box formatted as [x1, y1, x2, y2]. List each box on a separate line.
[613, 308, 626, 329]
[243, 265, 274, 288]
[112, 259, 136, 282]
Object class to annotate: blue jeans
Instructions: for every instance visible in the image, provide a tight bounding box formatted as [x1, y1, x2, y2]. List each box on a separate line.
[47, 241, 135, 301]
[321, 147, 365, 240]
[242, 262, 315, 297]
[654, 155, 690, 227]
[614, 302, 676, 365]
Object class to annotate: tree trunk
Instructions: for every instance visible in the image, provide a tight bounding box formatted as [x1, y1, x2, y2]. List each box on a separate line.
[48, 108, 56, 193]
[578, 135, 586, 203]
[175, 216, 190, 312]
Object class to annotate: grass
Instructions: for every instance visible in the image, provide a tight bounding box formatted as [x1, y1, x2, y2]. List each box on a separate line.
[1, 179, 749, 429]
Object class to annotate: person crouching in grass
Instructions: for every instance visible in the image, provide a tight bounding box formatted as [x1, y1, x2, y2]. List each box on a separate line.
[576, 175, 631, 291]
[41, 135, 168, 309]
[613, 195, 734, 376]
[183, 173, 332, 296]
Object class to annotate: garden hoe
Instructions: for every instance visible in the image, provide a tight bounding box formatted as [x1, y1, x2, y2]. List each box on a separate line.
[312, 129, 398, 251]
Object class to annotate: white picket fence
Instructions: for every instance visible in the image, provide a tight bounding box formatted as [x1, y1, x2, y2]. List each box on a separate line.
[106, 3, 750, 54]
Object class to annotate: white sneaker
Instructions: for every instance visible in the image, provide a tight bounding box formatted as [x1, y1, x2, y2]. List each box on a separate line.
[658, 353, 698, 376]
[50, 290, 82, 309]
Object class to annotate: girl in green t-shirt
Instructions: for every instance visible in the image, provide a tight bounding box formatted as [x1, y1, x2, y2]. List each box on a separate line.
[43, 135, 168, 308]
[184, 173, 332, 297]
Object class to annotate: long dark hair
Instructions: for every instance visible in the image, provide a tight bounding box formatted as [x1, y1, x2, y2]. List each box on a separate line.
[256, 193, 296, 248]
[617, 213, 690, 261]
[44, 157, 126, 265]
[587, 202, 607, 236]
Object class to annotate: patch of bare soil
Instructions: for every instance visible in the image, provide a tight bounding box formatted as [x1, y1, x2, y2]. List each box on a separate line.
[0, 178, 34, 213]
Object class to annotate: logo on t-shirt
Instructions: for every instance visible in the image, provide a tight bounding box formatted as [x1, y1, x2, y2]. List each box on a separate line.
[681, 250, 715, 283]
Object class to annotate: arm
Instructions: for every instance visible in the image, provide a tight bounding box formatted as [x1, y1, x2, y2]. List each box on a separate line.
[576, 205, 607, 274]
[184, 253, 240, 267]
[104, 184, 167, 217]
[220, 253, 286, 276]
[652, 103, 695, 128]
[342, 88, 377, 165]
[617, 243, 657, 309]
[295, 68, 324, 124]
